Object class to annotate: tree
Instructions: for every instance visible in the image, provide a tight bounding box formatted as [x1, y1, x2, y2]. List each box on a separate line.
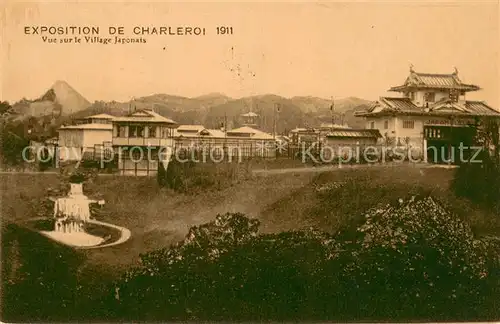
[452, 117, 500, 209]
[0, 101, 14, 116]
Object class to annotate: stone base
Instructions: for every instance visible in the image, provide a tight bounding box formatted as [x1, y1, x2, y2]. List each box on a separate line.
[40, 231, 104, 247]
[55, 220, 84, 233]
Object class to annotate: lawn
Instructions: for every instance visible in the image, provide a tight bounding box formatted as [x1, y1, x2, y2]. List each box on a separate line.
[0, 171, 316, 271]
[2, 164, 500, 322]
[2, 163, 498, 275]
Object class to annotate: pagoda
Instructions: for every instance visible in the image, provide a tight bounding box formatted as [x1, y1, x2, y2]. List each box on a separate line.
[241, 99, 259, 127]
[355, 66, 500, 163]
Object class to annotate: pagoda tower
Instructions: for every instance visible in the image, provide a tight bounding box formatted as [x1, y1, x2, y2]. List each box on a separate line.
[241, 99, 259, 127]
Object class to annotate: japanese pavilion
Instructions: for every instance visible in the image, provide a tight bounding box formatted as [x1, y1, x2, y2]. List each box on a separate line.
[355, 66, 500, 163]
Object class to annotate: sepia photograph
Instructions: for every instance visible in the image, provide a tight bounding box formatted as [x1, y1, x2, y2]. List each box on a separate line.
[1, 0, 499, 322]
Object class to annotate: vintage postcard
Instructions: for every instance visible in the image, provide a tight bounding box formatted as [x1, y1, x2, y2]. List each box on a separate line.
[1, 0, 499, 322]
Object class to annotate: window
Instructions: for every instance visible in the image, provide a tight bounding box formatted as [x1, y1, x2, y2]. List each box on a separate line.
[148, 126, 157, 138]
[129, 125, 145, 138]
[117, 126, 126, 137]
[162, 127, 172, 138]
[370, 121, 375, 129]
[449, 90, 459, 102]
[409, 92, 415, 101]
[403, 120, 415, 129]
[425, 92, 435, 102]
[384, 120, 389, 129]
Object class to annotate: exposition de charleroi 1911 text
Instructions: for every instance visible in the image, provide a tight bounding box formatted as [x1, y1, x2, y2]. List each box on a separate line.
[24, 25, 234, 44]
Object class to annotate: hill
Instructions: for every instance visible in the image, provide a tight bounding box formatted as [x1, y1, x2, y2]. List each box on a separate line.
[12, 80, 91, 118]
[7, 79, 373, 134]
[290, 96, 371, 114]
[65, 93, 372, 133]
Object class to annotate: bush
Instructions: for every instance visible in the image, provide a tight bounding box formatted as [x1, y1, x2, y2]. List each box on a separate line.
[158, 159, 242, 193]
[112, 197, 498, 321]
[68, 172, 86, 184]
[452, 118, 500, 211]
[452, 149, 500, 210]
[38, 147, 53, 171]
[350, 196, 492, 319]
[1, 223, 85, 322]
[1, 126, 29, 167]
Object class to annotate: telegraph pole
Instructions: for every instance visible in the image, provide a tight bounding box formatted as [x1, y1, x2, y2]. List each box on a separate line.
[330, 96, 335, 131]
[273, 103, 279, 140]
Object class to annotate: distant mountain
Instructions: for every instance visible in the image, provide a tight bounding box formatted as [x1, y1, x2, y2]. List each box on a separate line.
[67, 93, 373, 133]
[12, 80, 91, 118]
[9, 81, 373, 135]
[291, 96, 372, 114]
[203, 94, 312, 133]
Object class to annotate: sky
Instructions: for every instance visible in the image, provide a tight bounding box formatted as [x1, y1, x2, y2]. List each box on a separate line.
[1, 1, 499, 107]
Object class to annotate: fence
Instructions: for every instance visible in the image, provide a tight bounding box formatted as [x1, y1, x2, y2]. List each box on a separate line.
[173, 141, 277, 160]
[286, 143, 425, 164]
[69, 141, 428, 176]
[78, 143, 113, 162]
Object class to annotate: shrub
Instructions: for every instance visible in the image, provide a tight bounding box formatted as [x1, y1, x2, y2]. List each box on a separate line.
[1, 223, 85, 322]
[158, 159, 242, 193]
[68, 172, 86, 184]
[38, 147, 53, 171]
[350, 196, 492, 319]
[452, 150, 500, 210]
[112, 197, 498, 321]
[0, 126, 29, 167]
[452, 118, 500, 211]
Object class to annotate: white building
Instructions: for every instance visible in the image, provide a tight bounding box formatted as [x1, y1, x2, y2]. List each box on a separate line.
[355, 67, 500, 163]
[57, 123, 113, 161]
[111, 109, 177, 176]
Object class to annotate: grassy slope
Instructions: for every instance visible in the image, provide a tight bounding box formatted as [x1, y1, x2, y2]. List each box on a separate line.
[1, 172, 316, 271]
[2, 165, 498, 275]
[260, 165, 500, 236]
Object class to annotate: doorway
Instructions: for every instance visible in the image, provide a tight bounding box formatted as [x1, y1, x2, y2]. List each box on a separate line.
[424, 126, 475, 164]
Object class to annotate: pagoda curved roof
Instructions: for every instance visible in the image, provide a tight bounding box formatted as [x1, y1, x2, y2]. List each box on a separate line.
[389, 70, 480, 92]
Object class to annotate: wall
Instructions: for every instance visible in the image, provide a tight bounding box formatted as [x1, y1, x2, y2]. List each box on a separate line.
[413, 90, 449, 107]
[58, 129, 84, 161]
[83, 129, 112, 148]
[365, 116, 425, 155]
[365, 117, 397, 137]
[58, 129, 84, 148]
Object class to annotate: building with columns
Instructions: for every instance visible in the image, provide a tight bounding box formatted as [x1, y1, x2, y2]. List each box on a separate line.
[355, 67, 500, 163]
[112, 109, 177, 175]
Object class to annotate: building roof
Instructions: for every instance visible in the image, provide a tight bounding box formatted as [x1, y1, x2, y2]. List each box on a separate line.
[176, 125, 206, 132]
[389, 69, 480, 92]
[173, 126, 273, 140]
[380, 97, 422, 112]
[226, 126, 274, 140]
[112, 109, 176, 124]
[356, 96, 500, 117]
[319, 123, 351, 129]
[58, 123, 113, 131]
[242, 112, 259, 117]
[86, 113, 115, 119]
[289, 127, 318, 134]
[205, 129, 226, 138]
[326, 129, 382, 139]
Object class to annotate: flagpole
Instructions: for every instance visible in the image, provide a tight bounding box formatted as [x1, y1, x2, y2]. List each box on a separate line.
[330, 96, 335, 131]
[273, 103, 277, 140]
[224, 112, 227, 158]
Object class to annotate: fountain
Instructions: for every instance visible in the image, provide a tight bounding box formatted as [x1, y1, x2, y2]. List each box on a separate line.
[33, 173, 131, 249]
[53, 182, 99, 234]
[41, 179, 107, 247]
